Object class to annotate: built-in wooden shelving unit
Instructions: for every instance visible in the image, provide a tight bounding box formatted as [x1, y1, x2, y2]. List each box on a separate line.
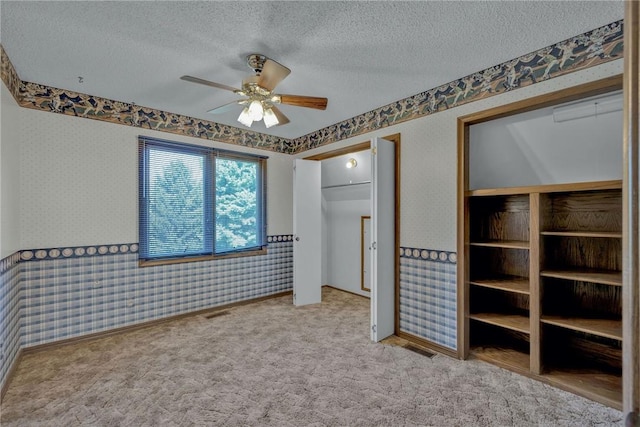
[464, 180, 623, 409]
[457, 76, 624, 409]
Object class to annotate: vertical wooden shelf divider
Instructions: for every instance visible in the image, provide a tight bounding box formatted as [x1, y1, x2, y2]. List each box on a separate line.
[529, 192, 541, 375]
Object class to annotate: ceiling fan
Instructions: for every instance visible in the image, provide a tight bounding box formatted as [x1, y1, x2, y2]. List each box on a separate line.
[181, 54, 328, 128]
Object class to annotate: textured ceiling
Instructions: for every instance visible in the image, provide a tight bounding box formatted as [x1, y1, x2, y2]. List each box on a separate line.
[0, 1, 625, 140]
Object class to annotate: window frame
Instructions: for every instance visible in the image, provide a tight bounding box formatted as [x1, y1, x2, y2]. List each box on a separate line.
[138, 136, 268, 267]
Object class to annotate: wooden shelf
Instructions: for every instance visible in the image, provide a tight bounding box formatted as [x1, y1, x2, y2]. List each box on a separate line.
[469, 313, 530, 334]
[541, 231, 622, 238]
[540, 268, 622, 286]
[467, 180, 622, 197]
[469, 240, 529, 249]
[471, 346, 530, 375]
[543, 369, 622, 410]
[469, 277, 530, 295]
[542, 316, 622, 341]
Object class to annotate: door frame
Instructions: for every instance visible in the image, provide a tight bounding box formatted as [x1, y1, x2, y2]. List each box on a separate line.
[623, 0, 640, 419]
[304, 133, 401, 336]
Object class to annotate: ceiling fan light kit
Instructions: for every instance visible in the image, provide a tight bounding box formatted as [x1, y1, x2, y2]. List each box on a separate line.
[237, 107, 253, 127]
[263, 108, 279, 128]
[248, 100, 264, 121]
[181, 53, 328, 129]
[237, 100, 280, 129]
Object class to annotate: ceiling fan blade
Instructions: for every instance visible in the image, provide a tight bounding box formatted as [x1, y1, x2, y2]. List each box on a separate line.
[257, 59, 291, 91]
[206, 100, 244, 115]
[279, 94, 328, 110]
[180, 75, 240, 93]
[270, 105, 290, 126]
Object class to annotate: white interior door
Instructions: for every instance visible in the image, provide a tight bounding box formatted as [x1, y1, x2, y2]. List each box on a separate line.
[370, 137, 395, 342]
[293, 159, 322, 306]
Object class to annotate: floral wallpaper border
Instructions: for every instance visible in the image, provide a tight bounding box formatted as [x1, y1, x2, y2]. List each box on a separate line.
[289, 20, 623, 153]
[0, 45, 21, 102]
[1, 20, 623, 155]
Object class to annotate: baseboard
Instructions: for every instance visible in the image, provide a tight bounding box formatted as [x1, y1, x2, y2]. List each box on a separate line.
[396, 330, 459, 359]
[1, 348, 23, 402]
[322, 284, 370, 299]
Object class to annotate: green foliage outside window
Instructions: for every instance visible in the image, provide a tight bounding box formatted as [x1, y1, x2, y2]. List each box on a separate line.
[215, 159, 258, 252]
[148, 160, 204, 256]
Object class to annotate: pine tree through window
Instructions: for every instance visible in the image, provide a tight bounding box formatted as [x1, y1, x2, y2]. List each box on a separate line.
[139, 136, 267, 263]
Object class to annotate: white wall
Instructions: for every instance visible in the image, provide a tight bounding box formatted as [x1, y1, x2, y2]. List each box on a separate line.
[16, 106, 293, 250]
[469, 92, 623, 189]
[298, 60, 623, 252]
[1, 83, 21, 258]
[321, 150, 371, 188]
[324, 196, 370, 297]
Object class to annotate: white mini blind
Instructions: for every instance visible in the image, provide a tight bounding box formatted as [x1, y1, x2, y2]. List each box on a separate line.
[138, 136, 267, 261]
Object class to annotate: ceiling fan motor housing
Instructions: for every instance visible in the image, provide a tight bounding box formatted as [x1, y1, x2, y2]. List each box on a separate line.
[246, 54, 267, 75]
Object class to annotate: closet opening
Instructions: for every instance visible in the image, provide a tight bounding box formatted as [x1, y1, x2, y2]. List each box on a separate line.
[293, 134, 400, 343]
[320, 148, 372, 298]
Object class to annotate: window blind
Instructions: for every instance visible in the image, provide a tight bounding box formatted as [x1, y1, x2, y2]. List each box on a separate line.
[138, 136, 267, 261]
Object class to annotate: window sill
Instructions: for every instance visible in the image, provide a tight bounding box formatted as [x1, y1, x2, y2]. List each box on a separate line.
[138, 247, 267, 267]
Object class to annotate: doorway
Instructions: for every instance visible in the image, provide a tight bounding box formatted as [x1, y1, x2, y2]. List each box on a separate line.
[321, 149, 371, 298]
[293, 134, 401, 342]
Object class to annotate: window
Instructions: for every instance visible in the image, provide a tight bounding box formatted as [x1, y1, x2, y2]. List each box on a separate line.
[139, 136, 267, 264]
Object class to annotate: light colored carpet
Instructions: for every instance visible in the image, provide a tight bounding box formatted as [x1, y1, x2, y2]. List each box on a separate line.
[0, 287, 623, 426]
